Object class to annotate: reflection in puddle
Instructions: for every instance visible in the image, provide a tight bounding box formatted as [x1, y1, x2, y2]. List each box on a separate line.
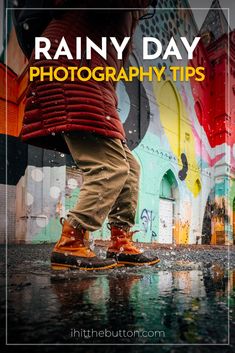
[7, 266, 233, 344]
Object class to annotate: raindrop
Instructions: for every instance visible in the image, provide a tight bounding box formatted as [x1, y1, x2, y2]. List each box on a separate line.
[67, 178, 78, 189]
[36, 215, 49, 227]
[31, 168, 44, 182]
[23, 22, 29, 30]
[26, 192, 34, 206]
[50, 186, 61, 199]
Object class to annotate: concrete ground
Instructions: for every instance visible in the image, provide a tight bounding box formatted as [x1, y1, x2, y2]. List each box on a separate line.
[0, 243, 235, 353]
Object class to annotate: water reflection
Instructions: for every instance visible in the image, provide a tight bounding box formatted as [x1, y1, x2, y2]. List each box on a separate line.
[7, 266, 232, 344]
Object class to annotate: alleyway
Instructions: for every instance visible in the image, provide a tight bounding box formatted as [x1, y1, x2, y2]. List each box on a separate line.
[1, 244, 235, 352]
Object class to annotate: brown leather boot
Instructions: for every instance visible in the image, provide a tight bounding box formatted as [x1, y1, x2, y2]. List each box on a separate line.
[107, 225, 160, 266]
[51, 218, 117, 271]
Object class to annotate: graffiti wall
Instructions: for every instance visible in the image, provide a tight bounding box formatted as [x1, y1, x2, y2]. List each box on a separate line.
[0, 0, 234, 244]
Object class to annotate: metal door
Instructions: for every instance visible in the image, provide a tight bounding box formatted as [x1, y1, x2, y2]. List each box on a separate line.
[158, 198, 173, 243]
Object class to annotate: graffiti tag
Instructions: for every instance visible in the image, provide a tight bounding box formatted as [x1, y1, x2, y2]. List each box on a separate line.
[140, 208, 157, 238]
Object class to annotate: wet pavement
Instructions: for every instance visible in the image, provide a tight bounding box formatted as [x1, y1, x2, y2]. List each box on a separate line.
[1, 243, 235, 352]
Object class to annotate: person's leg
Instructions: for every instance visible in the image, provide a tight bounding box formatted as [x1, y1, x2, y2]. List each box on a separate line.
[106, 144, 160, 266]
[108, 143, 140, 229]
[51, 131, 131, 271]
[64, 132, 130, 231]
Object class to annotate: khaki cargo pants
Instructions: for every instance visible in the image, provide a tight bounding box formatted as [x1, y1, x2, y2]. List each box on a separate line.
[64, 132, 140, 231]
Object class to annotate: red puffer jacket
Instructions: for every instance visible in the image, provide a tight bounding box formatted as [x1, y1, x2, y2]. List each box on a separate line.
[21, 1, 150, 153]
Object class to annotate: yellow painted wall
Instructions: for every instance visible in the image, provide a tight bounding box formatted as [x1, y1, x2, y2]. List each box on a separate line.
[153, 77, 201, 198]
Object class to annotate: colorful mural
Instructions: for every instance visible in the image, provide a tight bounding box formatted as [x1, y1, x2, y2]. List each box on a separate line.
[0, 0, 234, 244]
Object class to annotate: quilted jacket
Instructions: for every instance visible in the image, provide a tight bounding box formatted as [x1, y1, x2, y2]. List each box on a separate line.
[21, 1, 150, 153]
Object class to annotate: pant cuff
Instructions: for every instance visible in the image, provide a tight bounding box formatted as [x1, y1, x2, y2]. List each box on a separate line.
[108, 222, 131, 231]
[67, 215, 84, 230]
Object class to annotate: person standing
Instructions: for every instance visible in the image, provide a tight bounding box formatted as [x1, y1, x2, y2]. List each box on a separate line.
[20, 0, 160, 270]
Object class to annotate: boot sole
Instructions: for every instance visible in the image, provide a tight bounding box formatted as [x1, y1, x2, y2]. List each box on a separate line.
[116, 258, 160, 267]
[51, 262, 117, 271]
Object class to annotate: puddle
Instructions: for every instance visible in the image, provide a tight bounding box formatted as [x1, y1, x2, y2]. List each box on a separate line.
[4, 265, 234, 344]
